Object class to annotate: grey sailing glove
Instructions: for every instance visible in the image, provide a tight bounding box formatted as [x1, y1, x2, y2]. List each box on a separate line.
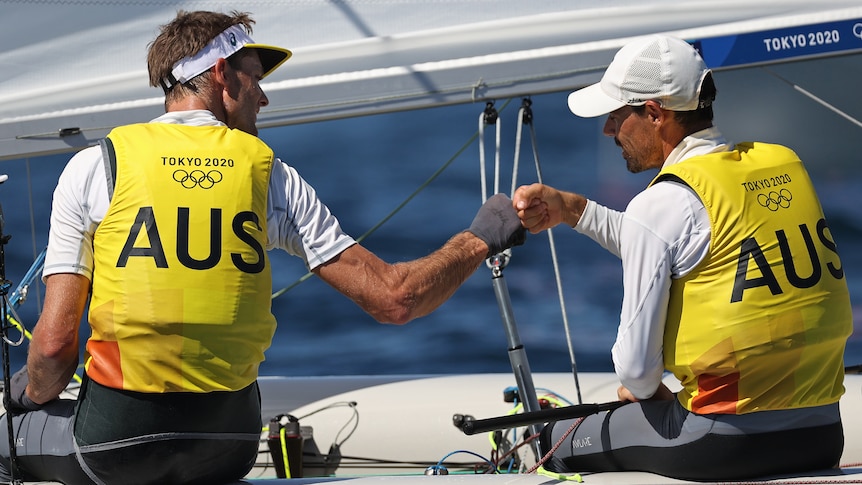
[468, 193, 527, 258]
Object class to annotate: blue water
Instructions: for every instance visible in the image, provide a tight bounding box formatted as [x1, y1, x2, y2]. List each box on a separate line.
[2, 91, 861, 380]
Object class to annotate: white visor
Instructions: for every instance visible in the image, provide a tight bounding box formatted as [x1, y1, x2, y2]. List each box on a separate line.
[161, 24, 291, 90]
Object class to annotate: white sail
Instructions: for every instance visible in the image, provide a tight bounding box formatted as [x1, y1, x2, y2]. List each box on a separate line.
[2, 0, 861, 161]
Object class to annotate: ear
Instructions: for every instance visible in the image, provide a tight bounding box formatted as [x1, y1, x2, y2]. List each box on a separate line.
[211, 58, 230, 87]
[644, 100, 664, 123]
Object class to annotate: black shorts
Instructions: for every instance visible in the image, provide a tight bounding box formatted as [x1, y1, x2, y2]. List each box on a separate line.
[1, 377, 262, 485]
[540, 398, 843, 481]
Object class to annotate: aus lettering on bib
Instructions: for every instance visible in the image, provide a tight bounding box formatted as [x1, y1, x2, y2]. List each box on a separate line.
[731, 218, 842, 302]
[116, 206, 266, 274]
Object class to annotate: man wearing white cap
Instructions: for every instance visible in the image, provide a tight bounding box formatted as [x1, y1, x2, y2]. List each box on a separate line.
[515, 35, 851, 480]
[0, 10, 524, 483]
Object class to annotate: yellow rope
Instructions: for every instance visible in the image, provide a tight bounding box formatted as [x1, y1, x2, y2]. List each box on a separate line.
[280, 426, 291, 478]
[536, 465, 583, 482]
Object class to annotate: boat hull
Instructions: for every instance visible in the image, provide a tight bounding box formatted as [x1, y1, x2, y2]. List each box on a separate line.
[248, 372, 862, 483]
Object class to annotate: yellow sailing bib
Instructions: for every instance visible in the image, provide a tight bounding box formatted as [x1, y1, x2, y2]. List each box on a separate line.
[653, 142, 851, 414]
[87, 123, 276, 393]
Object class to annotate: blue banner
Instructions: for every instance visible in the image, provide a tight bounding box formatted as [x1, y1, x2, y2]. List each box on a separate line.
[692, 17, 862, 69]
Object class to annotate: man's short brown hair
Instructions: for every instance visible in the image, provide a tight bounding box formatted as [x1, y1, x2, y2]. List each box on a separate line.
[147, 10, 255, 99]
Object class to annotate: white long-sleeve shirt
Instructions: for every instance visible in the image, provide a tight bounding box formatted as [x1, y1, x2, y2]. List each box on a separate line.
[574, 127, 730, 399]
[44, 110, 356, 280]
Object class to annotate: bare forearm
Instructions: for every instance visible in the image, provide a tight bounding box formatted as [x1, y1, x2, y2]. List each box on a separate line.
[390, 231, 487, 321]
[316, 232, 488, 324]
[26, 273, 89, 403]
[27, 344, 79, 403]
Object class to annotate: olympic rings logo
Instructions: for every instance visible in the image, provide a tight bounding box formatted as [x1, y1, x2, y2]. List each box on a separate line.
[756, 189, 792, 211]
[173, 169, 223, 189]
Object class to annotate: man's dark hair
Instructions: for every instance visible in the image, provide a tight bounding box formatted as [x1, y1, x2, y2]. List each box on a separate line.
[675, 72, 717, 129]
[632, 72, 717, 131]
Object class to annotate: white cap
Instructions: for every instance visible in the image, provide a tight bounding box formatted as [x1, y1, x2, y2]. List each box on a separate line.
[161, 24, 291, 91]
[567, 35, 711, 118]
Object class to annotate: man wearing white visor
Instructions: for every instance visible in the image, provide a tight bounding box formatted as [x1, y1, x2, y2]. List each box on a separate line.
[515, 35, 851, 480]
[0, 10, 524, 484]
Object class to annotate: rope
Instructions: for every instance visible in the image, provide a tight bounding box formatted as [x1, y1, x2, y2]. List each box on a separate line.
[24, 159, 43, 313]
[2, 304, 26, 347]
[762, 67, 862, 130]
[512, 98, 582, 404]
[478, 101, 501, 203]
[0, 202, 23, 484]
[526, 417, 583, 474]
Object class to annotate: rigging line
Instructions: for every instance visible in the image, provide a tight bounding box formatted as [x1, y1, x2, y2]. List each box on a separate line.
[24, 158, 43, 313]
[272, 106, 506, 300]
[478, 110, 487, 203]
[476, 99, 515, 203]
[761, 67, 862, 130]
[513, 99, 582, 405]
[478, 101, 502, 203]
[494, 114, 502, 197]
